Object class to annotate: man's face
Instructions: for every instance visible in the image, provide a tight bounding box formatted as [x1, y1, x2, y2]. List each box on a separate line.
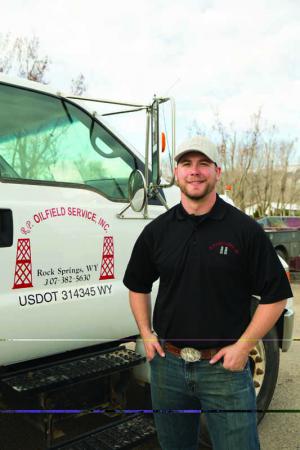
[174, 152, 221, 201]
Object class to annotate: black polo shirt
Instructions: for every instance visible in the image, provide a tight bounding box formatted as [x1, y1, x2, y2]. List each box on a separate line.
[123, 195, 293, 349]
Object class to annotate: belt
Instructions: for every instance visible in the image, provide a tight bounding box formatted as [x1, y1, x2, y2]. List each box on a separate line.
[164, 341, 221, 363]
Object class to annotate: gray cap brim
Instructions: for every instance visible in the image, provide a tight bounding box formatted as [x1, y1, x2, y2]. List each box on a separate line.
[175, 136, 218, 165]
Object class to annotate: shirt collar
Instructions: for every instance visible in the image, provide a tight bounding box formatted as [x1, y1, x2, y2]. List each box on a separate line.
[175, 194, 228, 221]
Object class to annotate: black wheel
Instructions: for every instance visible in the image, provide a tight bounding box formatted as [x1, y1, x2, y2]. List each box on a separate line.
[199, 327, 280, 448]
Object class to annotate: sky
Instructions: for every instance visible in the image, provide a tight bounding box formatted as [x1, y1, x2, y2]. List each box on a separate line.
[1, 0, 300, 160]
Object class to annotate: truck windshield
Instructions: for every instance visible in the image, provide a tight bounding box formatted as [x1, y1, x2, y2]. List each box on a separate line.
[0, 82, 139, 202]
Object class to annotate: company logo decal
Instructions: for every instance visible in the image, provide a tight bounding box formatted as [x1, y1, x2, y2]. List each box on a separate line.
[12, 205, 115, 304]
[208, 241, 239, 255]
[13, 238, 33, 289]
[20, 207, 110, 235]
[99, 236, 115, 280]
[12, 235, 115, 290]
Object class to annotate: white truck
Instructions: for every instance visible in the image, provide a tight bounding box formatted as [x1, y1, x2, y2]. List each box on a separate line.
[0, 75, 295, 450]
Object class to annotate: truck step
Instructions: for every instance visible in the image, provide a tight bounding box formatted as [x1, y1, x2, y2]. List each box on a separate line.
[52, 414, 156, 450]
[1, 346, 145, 393]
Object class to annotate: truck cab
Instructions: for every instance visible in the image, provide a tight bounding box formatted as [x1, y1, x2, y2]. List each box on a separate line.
[0, 76, 177, 367]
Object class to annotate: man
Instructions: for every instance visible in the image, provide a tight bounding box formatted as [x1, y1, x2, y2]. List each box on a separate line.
[123, 136, 293, 450]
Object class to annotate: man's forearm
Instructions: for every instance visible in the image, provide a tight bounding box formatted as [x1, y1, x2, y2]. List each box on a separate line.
[237, 300, 287, 352]
[129, 290, 152, 337]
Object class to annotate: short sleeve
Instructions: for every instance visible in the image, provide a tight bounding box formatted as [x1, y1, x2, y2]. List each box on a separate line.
[123, 226, 159, 293]
[247, 224, 293, 303]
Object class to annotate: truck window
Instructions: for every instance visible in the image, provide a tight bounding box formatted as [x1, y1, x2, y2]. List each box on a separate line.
[0, 83, 138, 202]
[284, 217, 300, 228]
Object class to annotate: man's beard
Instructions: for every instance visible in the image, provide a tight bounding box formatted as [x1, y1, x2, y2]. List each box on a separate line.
[177, 179, 215, 200]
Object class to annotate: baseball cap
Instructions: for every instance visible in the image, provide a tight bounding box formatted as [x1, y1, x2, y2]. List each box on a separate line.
[175, 135, 218, 165]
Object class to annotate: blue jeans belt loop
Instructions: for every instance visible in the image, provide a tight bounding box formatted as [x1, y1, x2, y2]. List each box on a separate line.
[164, 341, 221, 362]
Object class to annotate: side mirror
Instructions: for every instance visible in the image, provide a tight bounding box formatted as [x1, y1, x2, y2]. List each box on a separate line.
[128, 169, 147, 212]
[151, 97, 175, 188]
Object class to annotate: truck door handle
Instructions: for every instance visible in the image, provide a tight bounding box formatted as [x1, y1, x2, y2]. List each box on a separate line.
[0, 209, 13, 247]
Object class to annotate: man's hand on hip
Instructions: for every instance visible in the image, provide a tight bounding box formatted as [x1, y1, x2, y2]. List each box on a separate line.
[141, 331, 165, 362]
[209, 342, 249, 371]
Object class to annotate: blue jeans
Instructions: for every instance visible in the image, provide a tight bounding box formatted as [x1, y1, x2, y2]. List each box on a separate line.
[150, 351, 260, 450]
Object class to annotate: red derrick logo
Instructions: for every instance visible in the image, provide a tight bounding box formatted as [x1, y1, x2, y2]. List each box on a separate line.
[13, 238, 33, 289]
[12, 236, 115, 288]
[99, 236, 115, 280]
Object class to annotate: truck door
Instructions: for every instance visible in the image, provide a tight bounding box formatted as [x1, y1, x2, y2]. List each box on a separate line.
[0, 81, 158, 366]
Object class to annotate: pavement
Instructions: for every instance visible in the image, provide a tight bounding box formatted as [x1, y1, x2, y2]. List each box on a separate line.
[258, 281, 300, 450]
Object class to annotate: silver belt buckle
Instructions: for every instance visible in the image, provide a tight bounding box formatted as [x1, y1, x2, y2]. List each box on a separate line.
[180, 347, 201, 362]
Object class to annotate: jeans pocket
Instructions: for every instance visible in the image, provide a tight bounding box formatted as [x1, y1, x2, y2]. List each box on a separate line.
[149, 353, 160, 363]
[219, 359, 248, 373]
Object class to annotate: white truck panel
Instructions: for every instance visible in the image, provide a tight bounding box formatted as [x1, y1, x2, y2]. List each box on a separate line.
[0, 181, 163, 365]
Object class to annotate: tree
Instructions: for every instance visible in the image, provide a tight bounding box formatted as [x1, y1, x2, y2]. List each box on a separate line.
[0, 33, 89, 181]
[0, 33, 50, 83]
[0, 33, 15, 74]
[71, 73, 87, 95]
[189, 113, 298, 216]
[0, 32, 87, 95]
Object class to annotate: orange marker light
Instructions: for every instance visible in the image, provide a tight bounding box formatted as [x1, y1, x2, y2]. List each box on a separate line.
[161, 132, 166, 152]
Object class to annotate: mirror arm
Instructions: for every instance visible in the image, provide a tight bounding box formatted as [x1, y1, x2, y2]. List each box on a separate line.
[117, 203, 131, 218]
[144, 108, 151, 218]
[155, 191, 169, 210]
[149, 184, 169, 211]
[158, 96, 176, 189]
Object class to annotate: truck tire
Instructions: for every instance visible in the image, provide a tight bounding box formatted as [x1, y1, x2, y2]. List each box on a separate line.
[253, 326, 280, 423]
[199, 326, 280, 448]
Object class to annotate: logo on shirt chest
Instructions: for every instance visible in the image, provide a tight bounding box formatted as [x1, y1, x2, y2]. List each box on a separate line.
[208, 241, 240, 255]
